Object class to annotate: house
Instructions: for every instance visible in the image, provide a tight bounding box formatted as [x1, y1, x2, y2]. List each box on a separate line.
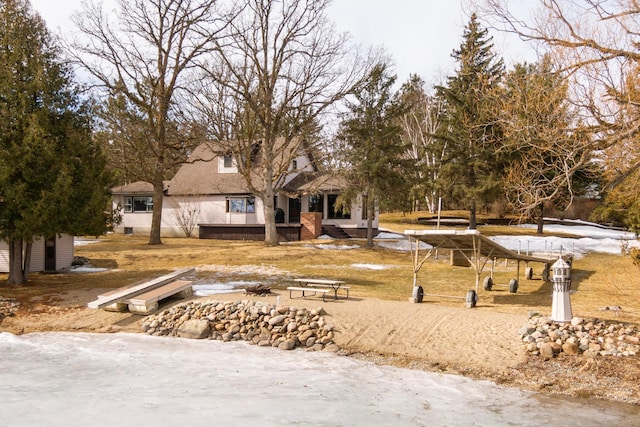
[111, 141, 378, 241]
[0, 234, 74, 273]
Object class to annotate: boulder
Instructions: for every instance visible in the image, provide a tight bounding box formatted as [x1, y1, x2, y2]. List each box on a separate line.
[177, 319, 210, 339]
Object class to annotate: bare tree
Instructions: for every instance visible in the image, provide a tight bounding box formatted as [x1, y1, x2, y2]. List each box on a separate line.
[174, 198, 201, 237]
[481, 0, 640, 170]
[198, 0, 376, 246]
[397, 75, 446, 213]
[497, 57, 595, 233]
[69, 0, 231, 245]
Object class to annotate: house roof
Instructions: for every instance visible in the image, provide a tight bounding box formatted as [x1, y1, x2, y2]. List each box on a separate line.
[283, 172, 347, 194]
[111, 181, 155, 195]
[165, 143, 255, 196]
[119, 140, 343, 197]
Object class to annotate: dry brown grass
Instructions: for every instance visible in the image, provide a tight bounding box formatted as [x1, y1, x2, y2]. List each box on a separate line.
[1, 215, 639, 325]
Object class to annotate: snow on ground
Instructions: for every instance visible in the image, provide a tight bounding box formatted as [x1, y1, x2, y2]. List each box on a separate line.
[193, 280, 259, 296]
[351, 263, 389, 270]
[375, 220, 639, 259]
[73, 238, 102, 246]
[68, 266, 110, 273]
[304, 243, 361, 250]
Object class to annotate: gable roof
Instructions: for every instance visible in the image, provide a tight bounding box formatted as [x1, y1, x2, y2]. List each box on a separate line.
[166, 142, 262, 196]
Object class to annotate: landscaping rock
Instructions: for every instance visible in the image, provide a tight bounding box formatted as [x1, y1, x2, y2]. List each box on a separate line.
[141, 300, 336, 352]
[177, 319, 211, 339]
[521, 315, 640, 359]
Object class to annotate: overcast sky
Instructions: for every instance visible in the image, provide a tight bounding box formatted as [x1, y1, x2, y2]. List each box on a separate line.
[30, 0, 538, 89]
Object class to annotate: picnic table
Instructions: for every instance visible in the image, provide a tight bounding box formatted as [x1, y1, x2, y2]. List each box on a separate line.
[291, 278, 349, 300]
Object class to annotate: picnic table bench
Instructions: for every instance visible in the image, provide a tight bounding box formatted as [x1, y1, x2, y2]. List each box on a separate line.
[291, 278, 349, 300]
[286, 286, 330, 302]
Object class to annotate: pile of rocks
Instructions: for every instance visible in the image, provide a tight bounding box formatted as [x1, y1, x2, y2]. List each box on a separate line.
[520, 312, 640, 359]
[0, 296, 19, 323]
[141, 300, 339, 352]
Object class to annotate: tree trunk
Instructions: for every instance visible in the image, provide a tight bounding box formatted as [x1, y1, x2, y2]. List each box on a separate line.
[8, 238, 26, 285]
[469, 199, 477, 230]
[536, 203, 545, 235]
[366, 197, 375, 248]
[149, 179, 164, 245]
[23, 242, 32, 282]
[263, 195, 278, 246]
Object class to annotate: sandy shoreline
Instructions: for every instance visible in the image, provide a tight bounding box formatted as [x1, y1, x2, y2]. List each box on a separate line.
[1, 289, 639, 406]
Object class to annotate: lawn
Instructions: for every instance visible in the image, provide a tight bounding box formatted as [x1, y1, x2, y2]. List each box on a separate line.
[1, 213, 639, 325]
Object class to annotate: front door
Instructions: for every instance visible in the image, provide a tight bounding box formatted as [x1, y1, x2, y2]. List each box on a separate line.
[288, 197, 301, 223]
[45, 237, 56, 271]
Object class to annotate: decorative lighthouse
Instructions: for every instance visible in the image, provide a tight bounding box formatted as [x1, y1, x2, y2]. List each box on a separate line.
[551, 256, 572, 322]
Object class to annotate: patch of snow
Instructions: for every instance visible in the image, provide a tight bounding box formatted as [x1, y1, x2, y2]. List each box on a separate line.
[304, 243, 361, 250]
[517, 222, 637, 240]
[193, 280, 259, 296]
[374, 232, 405, 240]
[74, 239, 101, 246]
[351, 263, 388, 270]
[69, 266, 109, 273]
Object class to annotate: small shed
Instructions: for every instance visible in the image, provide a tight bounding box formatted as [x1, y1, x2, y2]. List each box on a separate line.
[0, 234, 74, 273]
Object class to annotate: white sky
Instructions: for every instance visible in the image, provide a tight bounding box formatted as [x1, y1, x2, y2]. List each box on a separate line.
[30, 0, 539, 88]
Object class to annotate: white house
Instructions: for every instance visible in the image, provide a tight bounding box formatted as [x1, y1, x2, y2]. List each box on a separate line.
[111, 140, 378, 240]
[0, 234, 74, 273]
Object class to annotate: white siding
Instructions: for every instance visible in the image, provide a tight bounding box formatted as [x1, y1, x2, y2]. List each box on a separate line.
[0, 234, 74, 273]
[56, 234, 74, 270]
[29, 238, 45, 272]
[0, 241, 8, 273]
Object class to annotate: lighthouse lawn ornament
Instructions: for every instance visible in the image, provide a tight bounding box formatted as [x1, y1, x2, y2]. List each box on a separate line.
[551, 256, 572, 322]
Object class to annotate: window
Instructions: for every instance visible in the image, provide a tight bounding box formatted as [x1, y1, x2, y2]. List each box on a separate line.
[124, 196, 153, 213]
[308, 194, 324, 217]
[328, 194, 350, 219]
[292, 159, 298, 170]
[226, 196, 255, 213]
[223, 153, 233, 168]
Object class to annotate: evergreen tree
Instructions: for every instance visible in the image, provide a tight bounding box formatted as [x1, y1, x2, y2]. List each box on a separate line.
[337, 62, 409, 247]
[0, 0, 112, 285]
[436, 13, 505, 228]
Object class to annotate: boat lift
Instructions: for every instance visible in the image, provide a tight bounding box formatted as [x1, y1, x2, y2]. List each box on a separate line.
[405, 229, 559, 307]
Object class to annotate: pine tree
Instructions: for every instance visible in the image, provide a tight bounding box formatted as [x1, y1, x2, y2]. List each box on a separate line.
[0, 0, 112, 284]
[337, 62, 409, 247]
[436, 13, 505, 228]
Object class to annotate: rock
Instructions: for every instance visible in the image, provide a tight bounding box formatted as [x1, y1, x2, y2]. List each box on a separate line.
[571, 317, 584, 326]
[278, 339, 296, 350]
[539, 343, 555, 360]
[562, 342, 580, 355]
[177, 319, 210, 339]
[269, 315, 285, 326]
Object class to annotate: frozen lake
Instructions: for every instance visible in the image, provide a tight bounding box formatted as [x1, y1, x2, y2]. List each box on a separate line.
[1, 332, 638, 426]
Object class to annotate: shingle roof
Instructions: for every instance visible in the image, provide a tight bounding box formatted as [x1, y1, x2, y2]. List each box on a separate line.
[111, 181, 155, 194]
[165, 143, 255, 196]
[283, 172, 347, 194]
